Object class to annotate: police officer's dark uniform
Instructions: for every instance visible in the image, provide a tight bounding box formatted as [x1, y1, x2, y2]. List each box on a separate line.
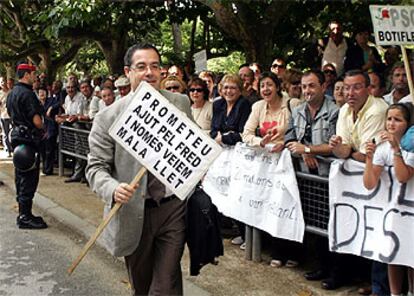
[7, 63, 47, 229]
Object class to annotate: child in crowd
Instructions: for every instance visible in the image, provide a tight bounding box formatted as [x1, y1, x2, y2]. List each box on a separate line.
[364, 103, 414, 296]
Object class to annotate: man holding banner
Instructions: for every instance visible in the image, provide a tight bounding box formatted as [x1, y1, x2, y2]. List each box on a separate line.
[86, 43, 192, 295]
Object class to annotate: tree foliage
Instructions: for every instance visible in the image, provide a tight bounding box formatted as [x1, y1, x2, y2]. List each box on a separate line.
[0, 0, 406, 81]
[41, 0, 166, 74]
[0, 0, 83, 83]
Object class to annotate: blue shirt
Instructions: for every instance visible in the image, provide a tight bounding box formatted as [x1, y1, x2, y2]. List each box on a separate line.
[210, 96, 251, 146]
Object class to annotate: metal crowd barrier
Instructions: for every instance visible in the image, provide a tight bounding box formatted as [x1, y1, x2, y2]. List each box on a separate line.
[57, 124, 333, 257]
[58, 124, 90, 176]
[296, 172, 329, 237]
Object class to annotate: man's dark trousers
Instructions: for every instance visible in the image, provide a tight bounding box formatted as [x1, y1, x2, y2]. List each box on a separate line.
[125, 197, 186, 296]
[15, 155, 40, 207]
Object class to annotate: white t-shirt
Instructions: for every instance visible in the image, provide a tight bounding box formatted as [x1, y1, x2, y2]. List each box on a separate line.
[373, 141, 414, 168]
[88, 96, 101, 119]
[63, 92, 84, 115]
[383, 90, 413, 105]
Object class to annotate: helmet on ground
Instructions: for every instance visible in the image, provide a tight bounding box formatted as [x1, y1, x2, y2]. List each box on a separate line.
[13, 144, 37, 172]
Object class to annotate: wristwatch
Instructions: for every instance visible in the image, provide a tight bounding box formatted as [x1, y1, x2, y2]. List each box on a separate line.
[304, 146, 311, 154]
[394, 151, 402, 157]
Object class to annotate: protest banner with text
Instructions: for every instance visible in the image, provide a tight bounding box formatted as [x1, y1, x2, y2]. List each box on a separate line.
[329, 159, 414, 268]
[202, 146, 234, 215]
[109, 82, 222, 200]
[370, 5, 414, 45]
[203, 144, 305, 242]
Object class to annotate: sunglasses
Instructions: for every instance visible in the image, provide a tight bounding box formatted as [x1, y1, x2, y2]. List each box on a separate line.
[271, 64, 285, 69]
[189, 88, 203, 93]
[166, 86, 180, 91]
[323, 70, 336, 75]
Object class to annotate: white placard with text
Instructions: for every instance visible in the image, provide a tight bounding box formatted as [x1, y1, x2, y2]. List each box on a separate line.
[109, 82, 222, 200]
[329, 159, 414, 268]
[204, 144, 305, 242]
[370, 5, 414, 45]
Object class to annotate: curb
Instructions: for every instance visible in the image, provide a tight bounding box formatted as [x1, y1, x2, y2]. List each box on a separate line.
[0, 170, 210, 296]
[0, 170, 102, 248]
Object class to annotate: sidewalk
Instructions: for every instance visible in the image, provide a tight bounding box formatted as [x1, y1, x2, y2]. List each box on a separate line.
[0, 153, 362, 296]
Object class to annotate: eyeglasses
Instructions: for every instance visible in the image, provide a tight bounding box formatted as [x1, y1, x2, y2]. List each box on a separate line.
[129, 63, 160, 72]
[343, 83, 365, 92]
[166, 86, 180, 91]
[189, 88, 203, 93]
[324, 70, 336, 75]
[271, 64, 285, 69]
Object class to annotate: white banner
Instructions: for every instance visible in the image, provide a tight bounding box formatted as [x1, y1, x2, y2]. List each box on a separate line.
[109, 82, 222, 200]
[193, 49, 208, 73]
[329, 159, 414, 268]
[202, 146, 234, 216]
[203, 144, 305, 242]
[370, 5, 414, 45]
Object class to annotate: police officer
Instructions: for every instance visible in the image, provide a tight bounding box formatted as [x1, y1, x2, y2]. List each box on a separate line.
[7, 60, 47, 229]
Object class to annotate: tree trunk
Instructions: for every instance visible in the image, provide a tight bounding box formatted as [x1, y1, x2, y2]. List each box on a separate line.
[197, 1, 291, 68]
[186, 17, 198, 73]
[171, 22, 183, 59]
[97, 40, 126, 75]
[243, 27, 274, 69]
[38, 49, 54, 84]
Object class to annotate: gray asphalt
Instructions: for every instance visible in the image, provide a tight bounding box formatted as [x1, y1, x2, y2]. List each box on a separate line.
[0, 192, 131, 296]
[0, 170, 210, 296]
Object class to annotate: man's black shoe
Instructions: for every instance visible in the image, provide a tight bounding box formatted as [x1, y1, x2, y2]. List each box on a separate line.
[321, 277, 343, 290]
[64, 178, 81, 183]
[17, 214, 48, 229]
[304, 269, 328, 281]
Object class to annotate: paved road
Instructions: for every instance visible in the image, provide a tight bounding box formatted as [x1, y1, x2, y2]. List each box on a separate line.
[0, 172, 209, 296]
[0, 197, 130, 296]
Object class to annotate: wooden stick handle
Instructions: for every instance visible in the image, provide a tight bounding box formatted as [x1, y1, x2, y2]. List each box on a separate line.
[67, 167, 147, 275]
[401, 46, 414, 102]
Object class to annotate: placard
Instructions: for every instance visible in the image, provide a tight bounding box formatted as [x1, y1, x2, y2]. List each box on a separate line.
[329, 159, 414, 268]
[109, 82, 222, 199]
[370, 5, 414, 45]
[204, 144, 305, 242]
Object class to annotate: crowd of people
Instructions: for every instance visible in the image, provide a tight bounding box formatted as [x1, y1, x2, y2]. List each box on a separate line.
[0, 20, 413, 296]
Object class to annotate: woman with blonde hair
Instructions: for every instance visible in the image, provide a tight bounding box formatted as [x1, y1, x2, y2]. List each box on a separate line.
[210, 73, 252, 248]
[210, 74, 251, 146]
[160, 75, 186, 94]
